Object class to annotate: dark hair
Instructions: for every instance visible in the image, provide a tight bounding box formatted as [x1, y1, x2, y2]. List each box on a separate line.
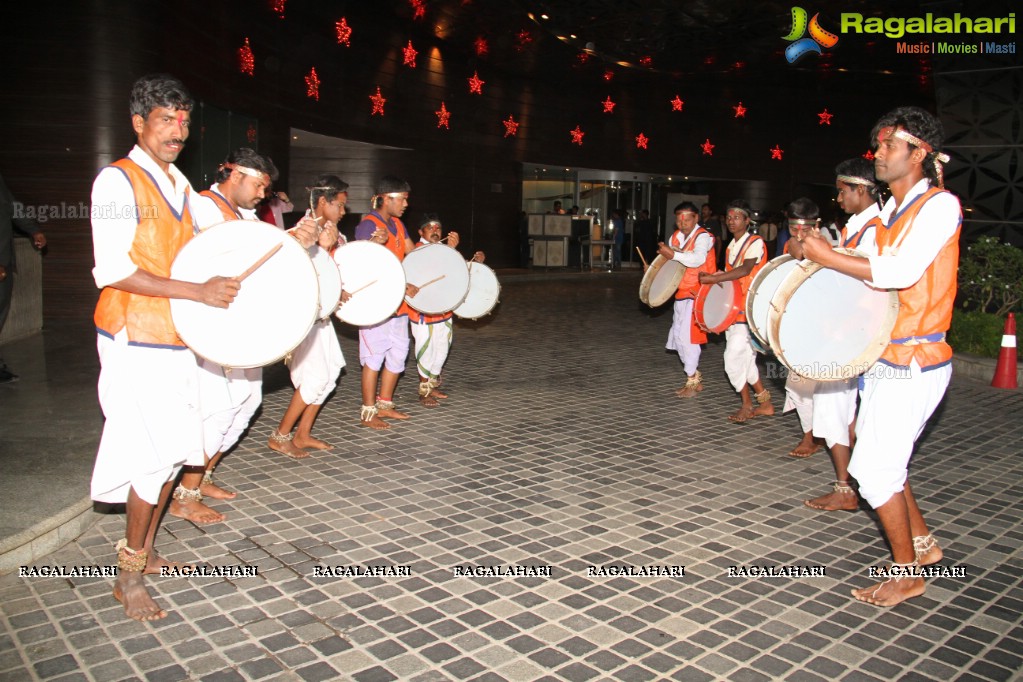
[726, 199, 752, 216]
[870, 106, 945, 186]
[834, 157, 881, 203]
[129, 74, 193, 118]
[311, 174, 349, 207]
[376, 175, 411, 195]
[673, 201, 699, 214]
[419, 213, 442, 230]
[787, 197, 819, 221]
[215, 148, 279, 184]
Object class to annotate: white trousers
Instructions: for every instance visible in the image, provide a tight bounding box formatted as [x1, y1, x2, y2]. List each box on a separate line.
[812, 378, 858, 448]
[783, 373, 817, 432]
[666, 299, 701, 377]
[411, 319, 453, 379]
[724, 324, 759, 392]
[199, 360, 262, 457]
[289, 319, 345, 406]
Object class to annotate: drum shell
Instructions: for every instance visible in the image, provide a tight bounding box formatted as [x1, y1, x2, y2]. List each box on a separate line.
[694, 280, 742, 333]
[310, 246, 343, 320]
[453, 261, 501, 320]
[639, 255, 685, 308]
[332, 241, 407, 327]
[402, 243, 471, 314]
[745, 254, 798, 351]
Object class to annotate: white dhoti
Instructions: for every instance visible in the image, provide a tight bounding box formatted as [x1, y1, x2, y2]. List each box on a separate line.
[411, 318, 453, 379]
[199, 360, 263, 456]
[812, 378, 858, 448]
[783, 373, 817, 432]
[289, 318, 345, 405]
[724, 324, 759, 391]
[848, 362, 951, 509]
[91, 332, 202, 504]
[666, 299, 701, 376]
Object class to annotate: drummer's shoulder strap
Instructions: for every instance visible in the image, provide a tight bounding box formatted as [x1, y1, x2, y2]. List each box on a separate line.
[199, 188, 242, 222]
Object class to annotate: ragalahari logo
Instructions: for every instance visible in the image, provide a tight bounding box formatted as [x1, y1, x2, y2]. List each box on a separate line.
[782, 7, 839, 63]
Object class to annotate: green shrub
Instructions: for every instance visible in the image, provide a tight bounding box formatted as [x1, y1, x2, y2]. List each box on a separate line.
[949, 309, 1020, 358]
[957, 236, 1023, 316]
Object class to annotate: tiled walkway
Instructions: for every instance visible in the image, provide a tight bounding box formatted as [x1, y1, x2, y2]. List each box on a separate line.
[2, 275, 1022, 681]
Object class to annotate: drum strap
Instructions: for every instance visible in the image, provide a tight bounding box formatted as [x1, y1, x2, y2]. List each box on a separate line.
[891, 332, 945, 346]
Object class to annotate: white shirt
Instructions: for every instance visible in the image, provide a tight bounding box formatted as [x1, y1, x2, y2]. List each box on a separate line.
[670, 226, 714, 268]
[726, 232, 765, 267]
[91, 145, 194, 288]
[868, 178, 960, 290]
[843, 203, 881, 251]
[190, 184, 257, 231]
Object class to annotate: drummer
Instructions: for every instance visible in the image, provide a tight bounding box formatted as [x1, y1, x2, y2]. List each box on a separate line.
[778, 198, 823, 458]
[170, 148, 279, 525]
[409, 214, 485, 406]
[697, 200, 774, 422]
[804, 157, 881, 512]
[355, 176, 420, 429]
[801, 106, 959, 606]
[656, 202, 715, 398]
[268, 174, 351, 457]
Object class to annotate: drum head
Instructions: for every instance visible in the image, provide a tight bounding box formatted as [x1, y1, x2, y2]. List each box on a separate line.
[333, 241, 407, 327]
[454, 262, 501, 320]
[695, 280, 742, 333]
[170, 220, 318, 368]
[639, 255, 685, 308]
[767, 248, 899, 381]
[402, 243, 471, 314]
[311, 246, 343, 320]
[746, 255, 798, 350]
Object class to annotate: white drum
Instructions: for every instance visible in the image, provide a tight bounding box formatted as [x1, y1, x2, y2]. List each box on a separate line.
[402, 243, 471, 314]
[694, 280, 742, 333]
[332, 241, 407, 327]
[170, 220, 318, 368]
[639, 255, 685, 308]
[454, 261, 501, 320]
[745, 255, 800, 351]
[767, 248, 899, 381]
[310, 245, 342, 320]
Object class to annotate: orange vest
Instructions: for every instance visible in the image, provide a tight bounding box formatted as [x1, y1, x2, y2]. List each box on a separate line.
[199, 188, 242, 222]
[672, 227, 716, 301]
[725, 233, 766, 323]
[94, 158, 194, 348]
[363, 212, 412, 318]
[875, 187, 961, 369]
[843, 216, 882, 250]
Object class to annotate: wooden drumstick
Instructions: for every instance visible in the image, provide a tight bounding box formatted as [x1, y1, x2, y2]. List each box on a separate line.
[635, 247, 649, 270]
[349, 279, 378, 295]
[416, 274, 446, 289]
[237, 243, 283, 281]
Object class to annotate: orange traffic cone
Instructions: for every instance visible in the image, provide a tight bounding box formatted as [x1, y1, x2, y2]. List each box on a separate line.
[991, 312, 1018, 389]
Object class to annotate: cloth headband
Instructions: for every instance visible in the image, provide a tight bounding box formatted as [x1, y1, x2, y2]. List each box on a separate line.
[837, 174, 875, 187]
[222, 163, 268, 182]
[789, 218, 820, 227]
[878, 126, 951, 188]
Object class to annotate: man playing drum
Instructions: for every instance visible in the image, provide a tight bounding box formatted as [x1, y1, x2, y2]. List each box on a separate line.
[657, 202, 715, 398]
[804, 157, 881, 512]
[170, 148, 279, 525]
[355, 176, 420, 429]
[698, 200, 774, 422]
[268, 175, 350, 456]
[89, 75, 241, 621]
[801, 106, 959, 606]
[409, 214, 484, 407]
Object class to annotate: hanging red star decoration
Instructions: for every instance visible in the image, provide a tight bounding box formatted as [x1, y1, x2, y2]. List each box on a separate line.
[603, 69, 614, 82]
[271, 0, 286, 19]
[670, 95, 684, 112]
[636, 133, 649, 150]
[246, 124, 257, 144]
[602, 97, 616, 114]
[733, 102, 747, 118]
[335, 17, 353, 46]
[639, 56, 653, 68]
[474, 36, 489, 56]
[818, 109, 834, 125]
[237, 37, 255, 76]
[515, 29, 532, 51]
[369, 87, 386, 116]
[435, 102, 451, 129]
[576, 52, 591, 66]
[468, 71, 484, 95]
[770, 145, 784, 160]
[701, 139, 715, 156]
[863, 149, 875, 160]
[410, 0, 426, 20]
[502, 115, 519, 137]
[403, 40, 418, 67]
[305, 67, 320, 100]
[570, 126, 585, 146]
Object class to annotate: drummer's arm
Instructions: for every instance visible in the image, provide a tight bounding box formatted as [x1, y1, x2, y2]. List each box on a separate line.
[802, 232, 872, 281]
[674, 233, 713, 268]
[107, 270, 239, 309]
[700, 257, 756, 284]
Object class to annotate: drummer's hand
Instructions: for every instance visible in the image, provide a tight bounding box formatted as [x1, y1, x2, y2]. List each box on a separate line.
[657, 243, 674, 260]
[201, 276, 240, 308]
[800, 229, 832, 262]
[339, 290, 352, 304]
[698, 271, 718, 284]
[472, 251, 485, 263]
[318, 221, 339, 250]
[290, 216, 319, 249]
[371, 228, 388, 245]
[406, 283, 420, 298]
[446, 231, 460, 248]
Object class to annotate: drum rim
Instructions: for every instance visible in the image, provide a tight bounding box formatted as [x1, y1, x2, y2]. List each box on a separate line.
[745, 254, 795, 349]
[694, 280, 742, 333]
[402, 242, 471, 314]
[766, 248, 900, 381]
[332, 240, 407, 327]
[311, 247, 343, 320]
[453, 261, 501, 320]
[640, 255, 686, 308]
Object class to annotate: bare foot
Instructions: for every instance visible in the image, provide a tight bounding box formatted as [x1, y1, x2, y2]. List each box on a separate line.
[675, 383, 703, 398]
[728, 405, 756, 423]
[419, 394, 440, 407]
[294, 435, 334, 451]
[268, 437, 311, 459]
[915, 537, 943, 567]
[753, 401, 775, 417]
[200, 481, 237, 500]
[360, 416, 391, 430]
[851, 576, 925, 606]
[168, 498, 226, 525]
[113, 572, 166, 621]
[804, 488, 858, 511]
[788, 436, 820, 458]
[145, 552, 195, 576]
[430, 387, 448, 399]
[378, 407, 410, 420]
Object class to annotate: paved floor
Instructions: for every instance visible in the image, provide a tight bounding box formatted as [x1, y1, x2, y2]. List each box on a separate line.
[1, 274, 1022, 681]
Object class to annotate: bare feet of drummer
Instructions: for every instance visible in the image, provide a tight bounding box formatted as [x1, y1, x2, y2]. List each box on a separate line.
[268, 430, 311, 459]
[378, 407, 410, 420]
[168, 496, 225, 525]
[200, 479, 237, 500]
[804, 484, 859, 511]
[293, 435, 334, 451]
[851, 574, 925, 607]
[788, 432, 821, 458]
